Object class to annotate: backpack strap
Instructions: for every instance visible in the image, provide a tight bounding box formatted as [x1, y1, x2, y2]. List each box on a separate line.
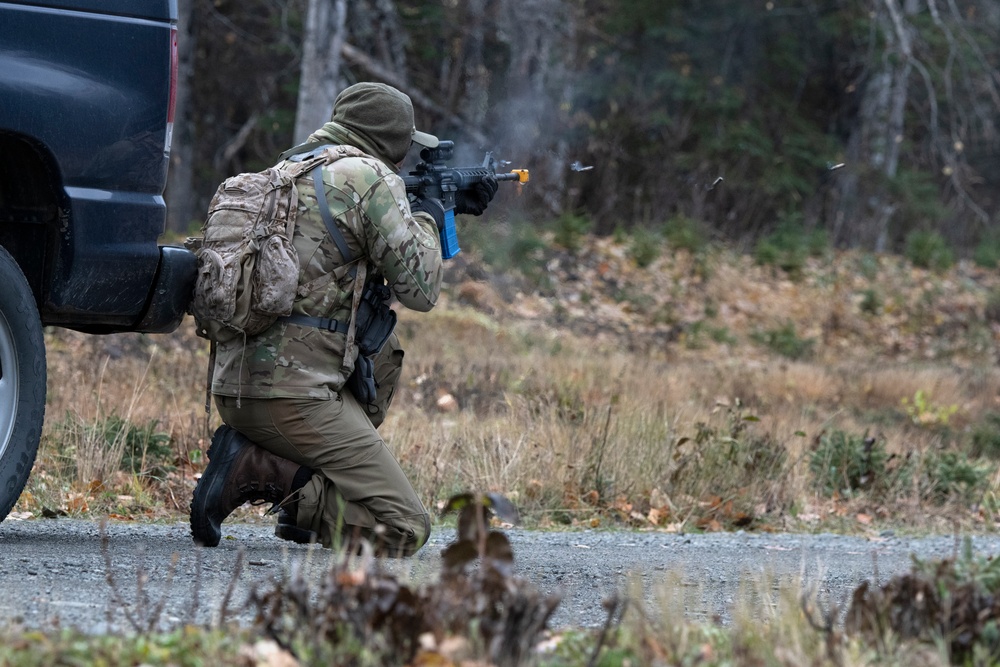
[277, 146, 374, 388]
[276, 155, 362, 341]
[310, 164, 354, 264]
[279, 314, 349, 333]
[280, 144, 360, 266]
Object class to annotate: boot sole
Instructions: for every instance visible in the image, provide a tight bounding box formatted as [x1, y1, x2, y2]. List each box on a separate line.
[190, 426, 243, 547]
[274, 521, 318, 545]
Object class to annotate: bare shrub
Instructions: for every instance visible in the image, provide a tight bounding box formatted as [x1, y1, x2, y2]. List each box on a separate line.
[249, 493, 558, 666]
[846, 539, 1000, 663]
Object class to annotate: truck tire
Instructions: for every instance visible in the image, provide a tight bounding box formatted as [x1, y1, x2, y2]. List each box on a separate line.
[0, 246, 45, 522]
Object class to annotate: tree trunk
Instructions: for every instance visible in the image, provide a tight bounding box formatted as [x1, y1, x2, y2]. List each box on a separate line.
[839, 0, 917, 251]
[293, 0, 347, 144]
[165, 0, 196, 233]
[492, 0, 577, 216]
[459, 0, 490, 131]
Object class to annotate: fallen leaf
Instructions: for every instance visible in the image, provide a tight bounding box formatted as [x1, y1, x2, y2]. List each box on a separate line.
[410, 650, 454, 667]
[435, 392, 459, 413]
[67, 496, 89, 513]
[240, 639, 298, 667]
[647, 507, 668, 525]
[650, 487, 671, 510]
[696, 516, 723, 532]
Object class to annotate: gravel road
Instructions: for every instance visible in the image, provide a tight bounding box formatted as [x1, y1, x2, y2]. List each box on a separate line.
[2, 517, 998, 633]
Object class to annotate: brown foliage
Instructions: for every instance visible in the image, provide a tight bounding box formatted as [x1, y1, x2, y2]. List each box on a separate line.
[250, 493, 559, 666]
[846, 556, 1000, 662]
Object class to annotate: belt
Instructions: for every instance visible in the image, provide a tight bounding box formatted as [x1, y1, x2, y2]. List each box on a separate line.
[278, 314, 349, 333]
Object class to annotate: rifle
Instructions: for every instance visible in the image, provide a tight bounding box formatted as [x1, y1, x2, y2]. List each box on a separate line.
[402, 140, 529, 259]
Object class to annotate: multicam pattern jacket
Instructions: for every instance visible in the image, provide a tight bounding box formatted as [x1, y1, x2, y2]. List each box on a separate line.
[211, 148, 443, 399]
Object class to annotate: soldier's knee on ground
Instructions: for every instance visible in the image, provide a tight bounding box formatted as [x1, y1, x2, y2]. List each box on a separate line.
[370, 512, 430, 557]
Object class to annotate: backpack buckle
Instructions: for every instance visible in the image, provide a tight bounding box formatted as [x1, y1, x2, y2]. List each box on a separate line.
[287, 144, 332, 162]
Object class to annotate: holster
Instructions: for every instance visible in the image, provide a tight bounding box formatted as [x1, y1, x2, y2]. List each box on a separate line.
[345, 281, 396, 405]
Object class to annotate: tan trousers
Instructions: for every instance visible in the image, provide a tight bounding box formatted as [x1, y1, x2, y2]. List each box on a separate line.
[214, 334, 429, 556]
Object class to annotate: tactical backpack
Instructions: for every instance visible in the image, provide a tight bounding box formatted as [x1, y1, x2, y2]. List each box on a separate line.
[187, 144, 395, 408]
[187, 146, 366, 343]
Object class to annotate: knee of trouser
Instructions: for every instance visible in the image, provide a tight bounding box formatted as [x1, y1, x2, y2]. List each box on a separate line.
[385, 513, 430, 558]
[414, 512, 431, 550]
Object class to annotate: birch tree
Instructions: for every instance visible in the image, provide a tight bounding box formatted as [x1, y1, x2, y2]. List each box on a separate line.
[858, 0, 919, 251]
[293, 0, 347, 144]
[838, 0, 1000, 250]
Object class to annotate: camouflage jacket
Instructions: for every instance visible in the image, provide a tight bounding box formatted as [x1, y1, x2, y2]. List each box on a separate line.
[211, 147, 442, 399]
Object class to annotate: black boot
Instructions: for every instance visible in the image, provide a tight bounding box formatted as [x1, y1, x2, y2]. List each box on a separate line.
[191, 425, 309, 547]
[274, 508, 319, 544]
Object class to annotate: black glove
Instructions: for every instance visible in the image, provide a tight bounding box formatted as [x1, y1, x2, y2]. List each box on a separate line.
[410, 196, 446, 231]
[455, 176, 499, 216]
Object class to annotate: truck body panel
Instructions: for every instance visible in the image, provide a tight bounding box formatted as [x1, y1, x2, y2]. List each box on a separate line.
[0, 0, 192, 332]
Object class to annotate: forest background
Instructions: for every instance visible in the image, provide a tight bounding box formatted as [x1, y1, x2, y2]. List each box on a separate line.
[12, 3, 1000, 662]
[165, 0, 1000, 257]
[27, 0, 996, 535]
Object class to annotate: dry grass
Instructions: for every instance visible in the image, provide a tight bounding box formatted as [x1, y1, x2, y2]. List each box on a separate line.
[16, 242, 1000, 535]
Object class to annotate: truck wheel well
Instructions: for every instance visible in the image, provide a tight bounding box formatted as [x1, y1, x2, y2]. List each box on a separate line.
[0, 132, 62, 304]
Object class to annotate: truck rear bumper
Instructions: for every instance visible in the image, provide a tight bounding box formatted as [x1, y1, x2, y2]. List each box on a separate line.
[134, 245, 195, 333]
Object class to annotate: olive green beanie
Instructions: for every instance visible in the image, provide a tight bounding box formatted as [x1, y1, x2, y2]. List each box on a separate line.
[330, 82, 438, 164]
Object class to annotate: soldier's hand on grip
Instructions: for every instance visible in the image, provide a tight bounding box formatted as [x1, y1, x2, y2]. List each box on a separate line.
[455, 176, 498, 216]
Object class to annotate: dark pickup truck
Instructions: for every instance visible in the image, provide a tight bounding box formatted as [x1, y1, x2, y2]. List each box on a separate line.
[0, 0, 195, 520]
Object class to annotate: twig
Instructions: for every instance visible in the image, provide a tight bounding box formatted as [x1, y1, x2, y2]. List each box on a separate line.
[218, 547, 245, 627]
[100, 519, 142, 632]
[135, 545, 149, 629]
[587, 592, 626, 667]
[186, 547, 203, 626]
[165, 484, 182, 512]
[146, 552, 180, 633]
[801, 591, 844, 667]
[214, 111, 261, 172]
